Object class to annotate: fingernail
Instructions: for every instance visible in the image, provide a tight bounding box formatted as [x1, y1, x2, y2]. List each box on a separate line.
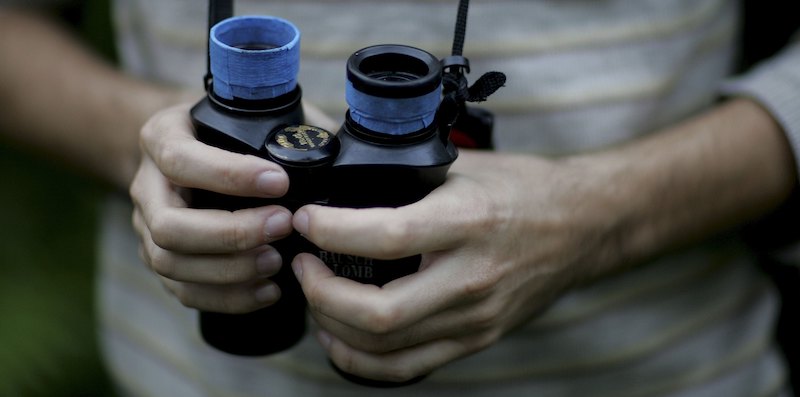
[265, 211, 291, 239]
[256, 170, 287, 196]
[255, 248, 282, 275]
[291, 258, 303, 280]
[293, 210, 309, 235]
[255, 283, 280, 303]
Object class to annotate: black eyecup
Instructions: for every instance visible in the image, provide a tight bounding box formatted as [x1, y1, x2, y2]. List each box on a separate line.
[208, 85, 302, 115]
[347, 44, 442, 99]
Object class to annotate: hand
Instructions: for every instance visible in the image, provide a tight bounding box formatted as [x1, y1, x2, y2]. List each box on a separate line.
[291, 150, 615, 382]
[129, 103, 294, 313]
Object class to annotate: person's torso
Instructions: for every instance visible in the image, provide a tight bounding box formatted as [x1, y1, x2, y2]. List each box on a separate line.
[100, 1, 790, 396]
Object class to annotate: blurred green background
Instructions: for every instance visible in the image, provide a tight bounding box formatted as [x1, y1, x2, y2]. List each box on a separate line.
[0, 1, 117, 395]
[0, 144, 114, 397]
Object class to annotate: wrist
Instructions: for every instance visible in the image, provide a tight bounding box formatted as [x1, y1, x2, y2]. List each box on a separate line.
[547, 155, 632, 282]
[563, 98, 796, 278]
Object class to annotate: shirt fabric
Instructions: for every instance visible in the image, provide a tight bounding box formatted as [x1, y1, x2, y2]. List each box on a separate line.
[99, 0, 800, 396]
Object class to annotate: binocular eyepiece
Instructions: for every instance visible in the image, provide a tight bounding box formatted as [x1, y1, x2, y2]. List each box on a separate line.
[209, 15, 300, 101]
[346, 45, 442, 136]
[190, 14, 464, 387]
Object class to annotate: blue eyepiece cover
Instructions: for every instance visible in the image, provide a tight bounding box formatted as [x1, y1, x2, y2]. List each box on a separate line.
[210, 16, 301, 100]
[345, 81, 442, 135]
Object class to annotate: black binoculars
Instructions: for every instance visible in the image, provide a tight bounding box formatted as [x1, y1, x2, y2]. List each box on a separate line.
[187, 3, 504, 384]
[190, 15, 460, 357]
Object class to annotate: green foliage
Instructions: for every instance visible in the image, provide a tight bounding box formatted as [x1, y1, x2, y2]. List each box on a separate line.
[0, 143, 114, 397]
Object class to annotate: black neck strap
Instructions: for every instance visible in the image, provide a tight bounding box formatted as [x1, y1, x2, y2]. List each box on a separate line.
[205, 0, 234, 90]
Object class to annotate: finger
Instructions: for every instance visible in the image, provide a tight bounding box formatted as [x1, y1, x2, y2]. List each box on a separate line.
[146, 205, 292, 254]
[160, 277, 281, 314]
[293, 178, 490, 259]
[132, 159, 293, 253]
[308, 295, 499, 354]
[293, 205, 451, 260]
[140, 104, 288, 198]
[318, 329, 492, 384]
[134, 210, 283, 284]
[130, 154, 187, 210]
[294, 253, 485, 335]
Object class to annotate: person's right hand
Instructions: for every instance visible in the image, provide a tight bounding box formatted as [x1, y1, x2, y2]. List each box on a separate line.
[129, 103, 294, 314]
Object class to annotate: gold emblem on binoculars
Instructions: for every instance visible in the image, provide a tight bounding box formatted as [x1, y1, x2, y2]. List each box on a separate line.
[275, 125, 331, 150]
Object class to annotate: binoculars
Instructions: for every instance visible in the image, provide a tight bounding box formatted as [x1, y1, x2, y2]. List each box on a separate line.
[189, 9, 499, 386]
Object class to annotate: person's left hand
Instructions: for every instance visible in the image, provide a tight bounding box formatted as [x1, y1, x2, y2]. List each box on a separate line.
[290, 149, 616, 382]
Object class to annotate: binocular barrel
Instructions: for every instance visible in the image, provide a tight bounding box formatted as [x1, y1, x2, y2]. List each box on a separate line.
[192, 15, 310, 357]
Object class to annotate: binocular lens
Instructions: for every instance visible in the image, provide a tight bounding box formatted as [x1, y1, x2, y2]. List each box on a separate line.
[359, 52, 430, 82]
[233, 43, 279, 50]
[369, 70, 421, 82]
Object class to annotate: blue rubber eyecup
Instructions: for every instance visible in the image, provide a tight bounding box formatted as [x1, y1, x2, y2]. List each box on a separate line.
[210, 16, 301, 101]
[345, 45, 443, 135]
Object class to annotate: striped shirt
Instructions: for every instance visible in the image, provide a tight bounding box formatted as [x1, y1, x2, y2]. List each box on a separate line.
[100, 0, 800, 396]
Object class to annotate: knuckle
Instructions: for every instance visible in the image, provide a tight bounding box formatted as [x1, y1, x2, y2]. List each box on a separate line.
[139, 116, 159, 143]
[304, 281, 329, 315]
[216, 291, 240, 314]
[353, 336, 393, 354]
[222, 286, 265, 314]
[362, 303, 402, 335]
[371, 360, 421, 383]
[327, 340, 420, 383]
[386, 366, 419, 384]
[215, 257, 251, 284]
[217, 165, 239, 194]
[221, 220, 253, 252]
[218, 288, 247, 313]
[476, 202, 503, 235]
[336, 330, 384, 354]
[155, 139, 181, 173]
[171, 285, 197, 309]
[330, 348, 358, 377]
[470, 300, 502, 331]
[148, 216, 178, 250]
[372, 220, 414, 259]
[461, 268, 500, 298]
[148, 249, 178, 279]
[219, 297, 239, 314]
[128, 175, 144, 203]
